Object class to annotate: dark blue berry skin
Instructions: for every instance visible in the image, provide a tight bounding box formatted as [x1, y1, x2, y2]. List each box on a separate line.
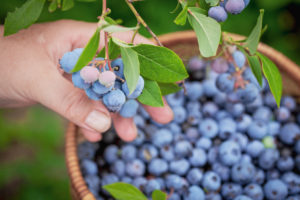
[60, 48, 83, 73]
[111, 58, 124, 78]
[244, 183, 264, 200]
[121, 176, 132, 184]
[208, 6, 228, 22]
[166, 174, 186, 191]
[281, 96, 296, 111]
[122, 76, 144, 99]
[212, 162, 230, 181]
[84, 174, 100, 191]
[218, 118, 237, 139]
[186, 168, 203, 185]
[184, 186, 205, 200]
[77, 141, 98, 160]
[132, 177, 147, 190]
[202, 171, 221, 191]
[125, 159, 145, 177]
[219, 140, 241, 166]
[198, 118, 219, 138]
[247, 120, 267, 140]
[233, 195, 252, 200]
[221, 183, 242, 200]
[203, 102, 219, 117]
[130, 129, 145, 146]
[236, 114, 252, 132]
[246, 140, 264, 158]
[245, 95, 263, 113]
[264, 92, 277, 108]
[282, 172, 300, 195]
[81, 159, 98, 175]
[279, 123, 300, 145]
[213, 92, 227, 107]
[266, 169, 280, 180]
[264, 179, 288, 200]
[203, 79, 219, 97]
[230, 133, 248, 151]
[121, 144, 137, 161]
[103, 89, 126, 112]
[170, 159, 190, 176]
[226, 103, 245, 118]
[160, 145, 175, 161]
[148, 158, 168, 176]
[119, 99, 139, 118]
[277, 156, 295, 172]
[139, 144, 158, 163]
[168, 193, 181, 200]
[252, 169, 265, 185]
[208, 146, 219, 164]
[267, 121, 281, 136]
[287, 195, 300, 200]
[195, 137, 212, 150]
[166, 90, 185, 107]
[185, 82, 204, 101]
[189, 148, 207, 167]
[173, 106, 187, 124]
[145, 179, 161, 195]
[151, 129, 173, 148]
[110, 159, 125, 177]
[231, 162, 256, 185]
[205, 192, 222, 200]
[253, 106, 273, 122]
[85, 87, 102, 100]
[275, 107, 291, 122]
[72, 72, 91, 89]
[295, 140, 300, 154]
[225, 0, 245, 14]
[258, 149, 279, 170]
[185, 127, 199, 142]
[233, 50, 246, 68]
[236, 83, 259, 104]
[103, 145, 119, 164]
[215, 110, 231, 121]
[174, 140, 193, 158]
[216, 73, 235, 93]
[101, 173, 119, 187]
[92, 81, 113, 95]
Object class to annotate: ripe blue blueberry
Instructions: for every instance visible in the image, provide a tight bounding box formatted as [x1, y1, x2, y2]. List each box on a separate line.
[264, 92, 277, 108]
[80, 159, 98, 175]
[189, 148, 207, 167]
[174, 140, 193, 157]
[72, 72, 91, 89]
[148, 158, 168, 176]
[252, 169, 265, 185]
[277, 156, 295, 172]
[125, 159, 145, 177]
[59, 48, 83, 73]
[212, 162, 230, 181]
[198, 118, 219, 138]
[184, 186, 205, 200]
[233, 50, 246, 68]
[103, 145, 119, 164]
[121, 144, 137, 161]
[258, 149, 279, 170]
[246, 140, 264, 158]
[110, 159, 125, 177]
[236, 114, 252, 132]
[166, 174, 186, 191]
[225, 0, 245, 14]
[185, 127, 199, 142]
[122, 76, 144, 99]
[173, 106, 187, 124]
[230, 133, 248, 151]
[231, 161, 256, 184]
[208, 6, 228, 22]
[132, 177, 147, 190]
[119, 99, 139, 118]
[151, 129, 173, 148]
[77, 141, 98, 160]
[216, 73, 235, 93]
[208, 146, 219, 164]
[236, 83, 259, 104]
[103, 89, 126, 112]
[244, 183, 264, 200]
[233, 195, 252, 200]
[264, 179, 288, 200]
[221, 183, 242, 199]
[247, 120, 267, 139]
[121, 176, 132, 184]
[205, 192, 222, 200]
[166, 90, 185, 107]
[84, 174, 100, 191]
[253, 106, 273, 122]
[139, 144, 158, 163]
[186, 168, 203, 185]
[219, 140, 241, 166]
[85, 87, 102, 101]
[203, 102, 219, 117]
[130, 129, 145, 146]
[203, 79, 219, 97]
[101, 173, 119, 187]
[218, 117, 237, 139]
[279, 123, 300, 145]
[145, 179, 161, 195]
[92, 81, 113, 95]
[185, 82, 203, 101]
[275, 107, 291, 122]
[170, 159, 190, 176]
[188, 57, 206, 71]
[267, 121, 281, 136]
[226, 103, 245, 118]
[282, 172, 300, 195]
[202, 171, 221, 191]
[160, 145, 175, 161]
[281, 95, 296, 111]
[111, 58, 124, 78]
[195, 137, 212, 150]
[168, 193, 181, 200]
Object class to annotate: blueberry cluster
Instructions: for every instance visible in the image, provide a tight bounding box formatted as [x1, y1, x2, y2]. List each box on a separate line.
[60, 48, 144, 118]
[208, 0, 250, 22]
[77, 56, 300, 200]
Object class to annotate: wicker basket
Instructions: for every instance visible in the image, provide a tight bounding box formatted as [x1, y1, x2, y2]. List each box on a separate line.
[65, 30, 300, 200]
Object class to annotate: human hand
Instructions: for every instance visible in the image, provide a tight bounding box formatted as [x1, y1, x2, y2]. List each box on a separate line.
[0, 20, 173, 142]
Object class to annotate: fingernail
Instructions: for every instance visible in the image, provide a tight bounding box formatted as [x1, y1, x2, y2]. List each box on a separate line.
[85, 110, 110, 132]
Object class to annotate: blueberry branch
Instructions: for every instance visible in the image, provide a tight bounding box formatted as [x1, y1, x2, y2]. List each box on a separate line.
[125, 0, 163, 47]
[102, 0, 112, 71]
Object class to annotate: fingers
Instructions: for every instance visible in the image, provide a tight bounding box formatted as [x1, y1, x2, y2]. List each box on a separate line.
[111, 113, 137, 142]
[143, 98, 174, 124]
[81, 128, 102, 142]
[34, 65, 111, 141]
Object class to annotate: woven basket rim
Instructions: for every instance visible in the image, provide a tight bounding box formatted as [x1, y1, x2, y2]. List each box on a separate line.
[65, 30, 300, 200]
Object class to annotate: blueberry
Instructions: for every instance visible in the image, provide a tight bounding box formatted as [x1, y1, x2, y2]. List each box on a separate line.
[101, 173, 119, 186]
[148, 158, 168, 176]
[119, 99, 139, 118]
[221, 183, 242, 199]
[211, 57, 229, 73]
[218, 117, 237, 139]
[253, 106, 273, 122]
[267, 121, 281, 136]
[296, 155, 300, 171]
[111, 58, 124, 78]
[121, 176, 132, 184]
[72, 72, 91, 89]
[103, 89, 126, 112]
[244, 0, 250, 7]
[151, 129, 173, 148]
[139, 144, 158, 163]
[231, 162, 256, 184]
[230, 133, 248, 150]
[85, 87, 102, 100]
[195, 137, 212, 150]
[252, 169, 265, 185]
[85, 174, 100, 191]
[155, 178, 166, 190]
[184, 186, 205, 200]
[166, 174, 187, 191]
[245, 95, 263, 112]
[121, 144, 137, 161]
[215, 110, 231, 121]
[173, 106, 187, 124]
[264, 92, 277, 108]
[216, 73, 235, 93]
[244, 183, 264, 200]
[77, 141, 98, 160]
[203, 79, 219, 97]
[208, 6, 228, 22]
[145, 179, 161, 195]
[264, 179, 288, 200]
[295, 140, 300, 154]
[132, 177, 147, 190]
[275, 107, 291, 122]
[59, 48, 83, 73]
[168, 122, 182, 134]
[258, 149, 279, 170]
[205, 192, 222, 200]
[189, 148, 207, 167]
[186, 82, 204, 101]
[212, 162, 230, 181]
[166, 90, 185, 107]
[186, 168, 203, 185]
[219, 140, 241, 166]
[247, 120, 267, 139]
[233, 195, 252, 200]
[236, 114, 252, 132]
[170, 159, 190, 176]
[185, 127, 199, 142]
[122, 76, 144, 99]
[282, 172, 300, 195]
[188, 57, 206, 71]
[110, 159, 125, 177]
[279, 123, 300, 145]
[104, 145, 119, 164]
[281, 96, 296, 111]
[126, 159, 145, 177]
[208, 146, 219, 164]
[175, 140, 193, 157]
[246, 140, 264, 158]
[226, 103, 245, 117]
[225, 0, 245, 14]
[287, 195, 300, 200]
[168, 193, 181, 200]
[130, 129, 145, 146]
[277, 156, 295, 172]
[236, 83, 259, 104]
[213, 92, 228, 106]
[160, 145, 175, 161]
[199, 118, 219, 138]
[203, 102, 219, 117]
[92, 81, 113, 95]
[233, 50, 246, 68]
[202, 171, 221, 191]
[266, 169, 280, 180]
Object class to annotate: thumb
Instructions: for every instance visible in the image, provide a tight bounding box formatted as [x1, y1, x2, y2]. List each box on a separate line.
[34, 66, 112, 138]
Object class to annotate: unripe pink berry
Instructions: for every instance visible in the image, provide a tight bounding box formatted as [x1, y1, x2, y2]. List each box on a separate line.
[211, 58, 229, 74]
[99, 71, 116, 88]
[80, 66, 100, 83]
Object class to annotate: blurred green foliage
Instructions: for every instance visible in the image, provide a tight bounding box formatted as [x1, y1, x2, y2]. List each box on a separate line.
[0, 0, 299, 199]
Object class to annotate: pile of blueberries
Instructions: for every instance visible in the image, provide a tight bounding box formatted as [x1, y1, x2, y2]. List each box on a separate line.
[208, 0, 250, 22]
[59, 48, 144, 118]
[77, 53, 300, 200]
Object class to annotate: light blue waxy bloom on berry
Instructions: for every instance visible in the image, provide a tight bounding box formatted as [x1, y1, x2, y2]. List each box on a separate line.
[119, 99, 139, 118]
[60, 48, 83, 73]
[122, 76, 144, 99]
[264, 179, 288, 200]
[111, 58, 124, 78]
[208, 6, 228, 22]
[103, 89, 126, 112]
[72, 72, 91, 89]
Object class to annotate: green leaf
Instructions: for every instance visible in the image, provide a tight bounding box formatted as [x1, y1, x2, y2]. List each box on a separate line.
[152, 190, 167, 200]
[72, 27, 100, 72]
[97, 38, 120, 60]
[62, 0, 74, 11]
[170, 2, 181, 13]
[76, 0, 96, 2]
[247, 55, 263, 86]
[103, 183, 147, 200]
[112, 38, 133, 48]
[4, 0, 45, 36]
[48, 0, 57, 12]
[102, 25, 137, 33]
[196, 0, 210, 10]
[261, 24, 268, 37]
[188, 7, 221, 57]
[244, 9, 264, 55]
[120, 47, 140, 94]
[132, 44, 188, 83]
[205, 0, 219, 6]
[105, 17, 122, 25]
[138, 79, 164, 107]
[257, 52, 282, 107]
[158, 82, 182, 96]
[174, 4, 188, 26]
